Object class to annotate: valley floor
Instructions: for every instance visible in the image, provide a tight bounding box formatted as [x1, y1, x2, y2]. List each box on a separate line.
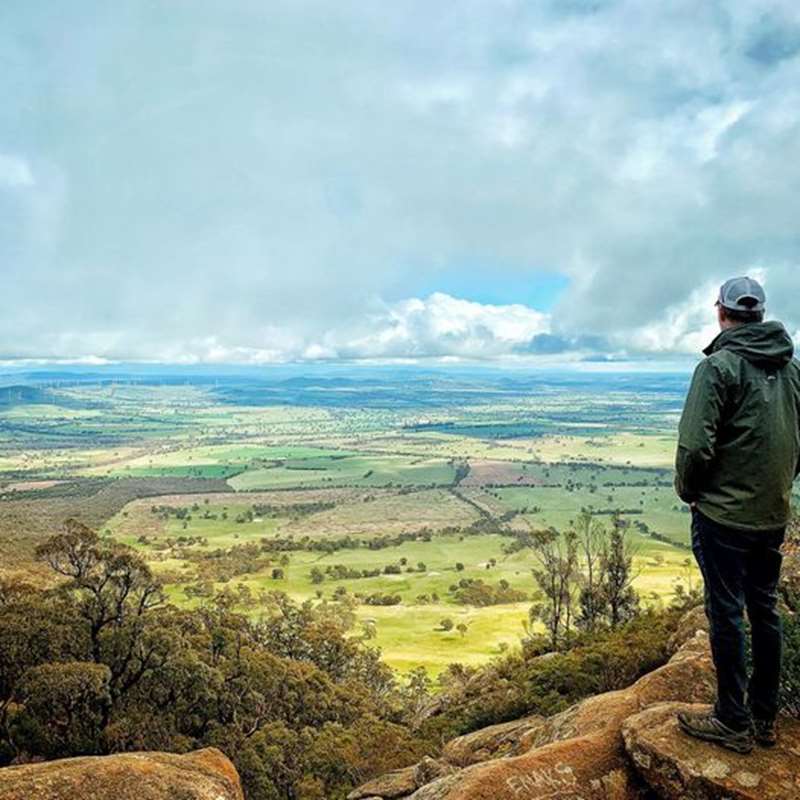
[0, 369, 754, 673]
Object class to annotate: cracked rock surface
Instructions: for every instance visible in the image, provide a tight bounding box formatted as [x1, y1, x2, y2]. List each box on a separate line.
[622, 702, 800, 800]
[0, 748, 243, 800]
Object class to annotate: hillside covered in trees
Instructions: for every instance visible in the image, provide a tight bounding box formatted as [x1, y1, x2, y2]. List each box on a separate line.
[0, 516, 727, 800]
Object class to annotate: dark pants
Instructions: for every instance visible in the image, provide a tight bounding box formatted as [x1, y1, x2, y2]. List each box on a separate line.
[691, 509, 785, 731]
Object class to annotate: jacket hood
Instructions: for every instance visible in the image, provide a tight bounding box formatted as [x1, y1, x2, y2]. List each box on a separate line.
[704, 320, 795, 369]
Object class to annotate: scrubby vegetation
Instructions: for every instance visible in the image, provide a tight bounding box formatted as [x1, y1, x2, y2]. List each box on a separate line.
[779, 523, 800, 718]
[449, 577, 528, 606]
[0, 520, 663, 797]
[1, 516, 799, 798]
[0, 522, 428, 798]
[422, 608, 685, 739]
[781, 599, 800, 718]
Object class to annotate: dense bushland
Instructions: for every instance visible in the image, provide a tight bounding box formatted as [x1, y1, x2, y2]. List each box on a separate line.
[3, 516, 797, 799]
[0, 521, 427, 799]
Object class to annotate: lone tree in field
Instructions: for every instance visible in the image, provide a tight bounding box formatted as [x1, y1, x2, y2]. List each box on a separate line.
[361, 620, 377, 640]
[309, 567, 325, 584]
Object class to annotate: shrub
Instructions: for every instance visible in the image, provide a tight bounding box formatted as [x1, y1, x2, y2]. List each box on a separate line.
[423, 608, 681, 735]
[10, 662, 111, 758]
[778, 519, 800, 716]
[780, 608, 800, 718]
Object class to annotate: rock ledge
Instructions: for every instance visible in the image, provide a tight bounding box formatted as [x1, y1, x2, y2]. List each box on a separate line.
[622, 702, 800, 800]
[0, 747, 243, 800]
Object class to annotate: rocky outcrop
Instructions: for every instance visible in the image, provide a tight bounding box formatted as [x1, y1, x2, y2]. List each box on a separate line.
[666, 603, 708, 652]
[408, 735, 643, 799]
[0, 747, 243, 800]
[11, 602, 791, 800]
[515, 627, 714, 754]
[348, 766, 419, 799]
[623, 702, 800, 799]
[441, 715, 546, 767]
[351, 609, 717, 800]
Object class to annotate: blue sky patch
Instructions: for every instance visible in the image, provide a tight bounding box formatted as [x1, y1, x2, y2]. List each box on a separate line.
[399, 266, 570, 311]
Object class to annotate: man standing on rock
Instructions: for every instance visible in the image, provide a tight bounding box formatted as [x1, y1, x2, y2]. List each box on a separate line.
[675, 276, 800, 754]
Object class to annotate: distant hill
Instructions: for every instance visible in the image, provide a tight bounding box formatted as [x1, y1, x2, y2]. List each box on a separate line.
[0, 385, 54, 407]
[0, 385, 101, 411]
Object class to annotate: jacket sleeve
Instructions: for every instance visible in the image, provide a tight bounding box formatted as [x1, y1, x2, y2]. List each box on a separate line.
[675, 359, 727, 503]
[792, 364, 800, 479]
[796, 398, 800, 478]
[796, 406, 800, 478]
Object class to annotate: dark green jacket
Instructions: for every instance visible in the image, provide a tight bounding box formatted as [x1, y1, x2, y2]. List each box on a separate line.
[675, 321, 800, 531]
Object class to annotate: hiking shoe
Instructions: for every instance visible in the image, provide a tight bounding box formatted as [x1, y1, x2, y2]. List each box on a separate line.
[677, 710, 754, 754]
[752, 718, 778, 748]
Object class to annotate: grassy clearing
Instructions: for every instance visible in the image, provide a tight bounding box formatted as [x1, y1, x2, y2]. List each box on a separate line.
[357, 603, 532, 674]
[488, 481, 690, 546]
[114, 497, 697, 675]
[529, 432, 677, 468]
[107, 488, 482, 543]
[229, 455, 457, 491]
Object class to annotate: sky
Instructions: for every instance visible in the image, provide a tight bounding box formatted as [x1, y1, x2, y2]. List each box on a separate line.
[2, 0, 800, 367]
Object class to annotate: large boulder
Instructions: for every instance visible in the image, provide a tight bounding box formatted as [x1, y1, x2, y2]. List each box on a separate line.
[623, 702, 800, 799]
[348, 766, 418, 799]
[0, 748, 243, 800]
[666, 604, 709, 653]
[409, 730, 646, 800]
[441, 715, 546, 767]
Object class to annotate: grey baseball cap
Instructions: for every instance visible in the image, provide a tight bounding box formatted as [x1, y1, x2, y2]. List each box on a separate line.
[717, 276, 766, 312]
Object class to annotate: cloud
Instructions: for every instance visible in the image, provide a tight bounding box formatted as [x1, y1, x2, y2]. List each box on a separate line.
[515, 333, 611, 356]
[621, 281, 722, 356]
[745, 12, 800, 65]
[0, 293, 551, 364]
[322, 293, 550, 360]
[0, 154, 33, 188]
[1, 1, 800, 365]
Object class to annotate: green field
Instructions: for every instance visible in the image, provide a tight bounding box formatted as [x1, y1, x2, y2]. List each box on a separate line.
[1, 369, 755, 674]
[107, 493, 697, 674]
